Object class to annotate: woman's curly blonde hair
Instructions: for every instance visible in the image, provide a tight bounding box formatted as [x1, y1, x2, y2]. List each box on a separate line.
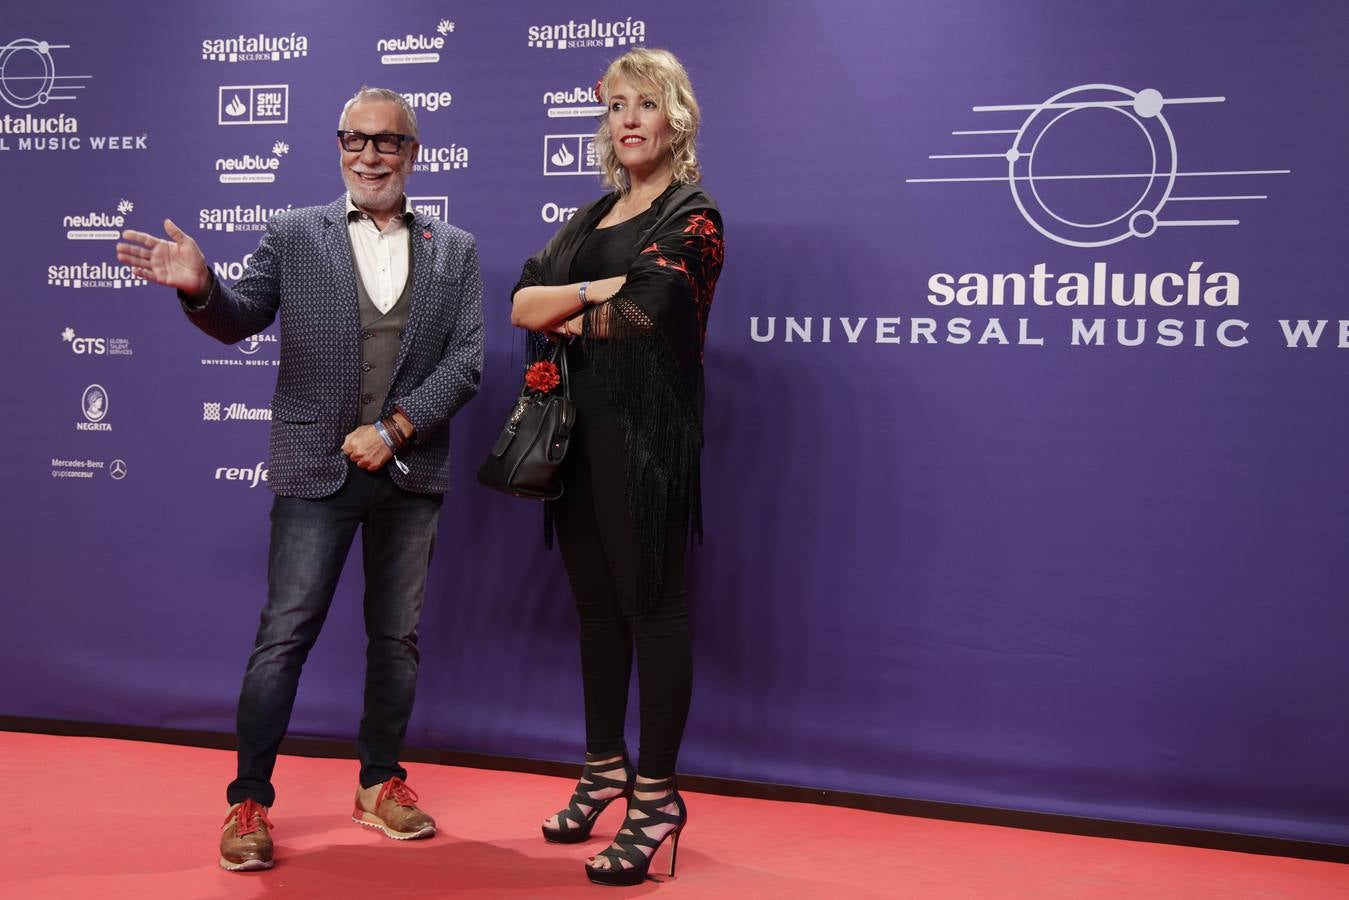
[593, 48, 701, 194]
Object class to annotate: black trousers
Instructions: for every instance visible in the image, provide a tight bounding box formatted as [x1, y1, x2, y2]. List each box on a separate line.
[552, 365, 693, 780]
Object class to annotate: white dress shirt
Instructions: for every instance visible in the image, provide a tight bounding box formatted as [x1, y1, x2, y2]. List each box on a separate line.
[345, 195, 411, 314]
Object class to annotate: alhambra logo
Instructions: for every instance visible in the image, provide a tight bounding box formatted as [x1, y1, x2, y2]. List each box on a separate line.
[906, 83, 1290, 247]
[216, 141, 289, 184]
[527, 18, 646, 51]
[64, 199, 134, 240]
[0, 38, 149, 152]
[201, 32, 309, 63]
[203, 401, 272, 422]
[378, 19, 455, 65]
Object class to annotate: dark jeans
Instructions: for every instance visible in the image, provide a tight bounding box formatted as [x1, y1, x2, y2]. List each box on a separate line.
[227, 463, 443, 807]
[554, 367, 693, 780]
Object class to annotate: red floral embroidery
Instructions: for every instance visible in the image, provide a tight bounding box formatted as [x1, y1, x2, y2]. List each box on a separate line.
[524, 360, 561, 393]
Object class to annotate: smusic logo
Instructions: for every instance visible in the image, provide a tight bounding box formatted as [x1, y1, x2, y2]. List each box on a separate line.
[218, 84, 288, 125]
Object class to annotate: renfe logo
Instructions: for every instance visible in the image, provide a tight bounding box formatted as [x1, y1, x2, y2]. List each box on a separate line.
[215, 462, 268, 488]
[907, 83, 1290, 247]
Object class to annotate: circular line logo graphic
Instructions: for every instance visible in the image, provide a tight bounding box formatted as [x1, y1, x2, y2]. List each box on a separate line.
[1008, 85, 1175, 248]
[109, 459, 128, 480]
[0, 38, 55, 108]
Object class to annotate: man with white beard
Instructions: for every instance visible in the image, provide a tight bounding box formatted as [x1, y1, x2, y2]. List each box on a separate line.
[116, 87, 483, 872]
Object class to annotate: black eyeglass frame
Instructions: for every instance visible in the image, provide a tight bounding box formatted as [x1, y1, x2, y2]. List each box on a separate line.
[336, 130, 415, 154]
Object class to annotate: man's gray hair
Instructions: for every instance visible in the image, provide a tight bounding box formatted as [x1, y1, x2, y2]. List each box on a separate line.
[338, 86, 419, 138]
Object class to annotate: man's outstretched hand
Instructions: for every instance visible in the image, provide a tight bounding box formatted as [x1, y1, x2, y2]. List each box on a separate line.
[117, 218, 211, 297]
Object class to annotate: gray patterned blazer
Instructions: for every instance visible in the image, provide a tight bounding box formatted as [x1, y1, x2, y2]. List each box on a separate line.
[183, 195, 484, 497]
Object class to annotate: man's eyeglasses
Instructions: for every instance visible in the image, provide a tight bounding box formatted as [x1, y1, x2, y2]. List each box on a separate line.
[337, 130, 414, 154]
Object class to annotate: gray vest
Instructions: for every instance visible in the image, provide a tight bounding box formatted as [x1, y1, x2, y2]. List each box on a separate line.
[354, 228, 413, 426]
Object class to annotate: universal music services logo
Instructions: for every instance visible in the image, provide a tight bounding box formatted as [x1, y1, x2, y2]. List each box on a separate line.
[544, 134, 598, 176]
[906, 83, 1290, 248]
[76, 383, 111, 431]
[378, 19, 455, 65]
[527, 17, 646, 50]
[0, 37, 149, 152]
[218, 84, 288, 126]
[64, 199, 134, 240]
[201, 31, 309, 63]
[216, 141, 289, 183]
[61, 326, 133, 357]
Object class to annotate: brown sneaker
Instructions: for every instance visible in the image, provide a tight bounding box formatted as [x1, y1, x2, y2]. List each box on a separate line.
[219, 798, 274, 871]
[352, 776, 436, 840]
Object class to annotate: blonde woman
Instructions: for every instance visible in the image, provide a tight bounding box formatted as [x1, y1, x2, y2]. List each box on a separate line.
[510, 48, 724, 886]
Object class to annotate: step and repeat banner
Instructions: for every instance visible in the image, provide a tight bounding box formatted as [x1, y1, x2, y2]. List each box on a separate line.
[3, 1, 1346, 843]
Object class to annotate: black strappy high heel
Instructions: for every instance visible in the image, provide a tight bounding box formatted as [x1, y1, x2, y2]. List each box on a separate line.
[542, 751, 635, 844]
[584, 776, 687, 886]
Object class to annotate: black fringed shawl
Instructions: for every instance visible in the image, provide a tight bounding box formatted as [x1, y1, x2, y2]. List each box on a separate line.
[513, 182, 725, 612]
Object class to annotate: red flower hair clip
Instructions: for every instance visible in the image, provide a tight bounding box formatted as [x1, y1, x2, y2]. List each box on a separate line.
[594, 77, 605, 104]
[524, 360, 561, 393]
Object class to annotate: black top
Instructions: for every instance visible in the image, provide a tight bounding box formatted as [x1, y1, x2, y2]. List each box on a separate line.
[569, 208, 657, 283]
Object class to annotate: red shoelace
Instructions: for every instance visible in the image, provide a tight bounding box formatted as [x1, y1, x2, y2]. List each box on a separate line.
[224, 798, 274, 837]
[376, 776, 419, 809]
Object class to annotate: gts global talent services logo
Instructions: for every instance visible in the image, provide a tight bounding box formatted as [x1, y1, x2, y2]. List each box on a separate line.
[378, 19, 455, 65]
[1, 38, 149, 152]
[199, 202, 291, 232]
[216, 141, 289, 183]
[527, 18, 646, 51]
[61, 326, 133, 357]
[201, 31, 309, 63]
[64, 199, 134, 240]
[218, 84, 288, 125]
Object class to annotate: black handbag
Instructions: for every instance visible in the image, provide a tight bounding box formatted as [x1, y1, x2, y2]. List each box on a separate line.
[476, 339, 576, 500]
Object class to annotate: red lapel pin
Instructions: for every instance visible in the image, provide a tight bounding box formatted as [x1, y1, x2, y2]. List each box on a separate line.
[423, 231, 433, 240]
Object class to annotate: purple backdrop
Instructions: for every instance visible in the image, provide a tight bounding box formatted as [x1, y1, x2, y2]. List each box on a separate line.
[2, 0, 1346, 845]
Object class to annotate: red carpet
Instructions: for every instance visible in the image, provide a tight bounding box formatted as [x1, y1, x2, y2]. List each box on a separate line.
[3, 732, 1344, 898]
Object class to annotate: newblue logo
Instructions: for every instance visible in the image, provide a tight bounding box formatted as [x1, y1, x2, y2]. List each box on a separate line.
[64, 199, 134, 240]
[544, 85, 604, 118]
[218, 84, 288, 125]
[216, 141, 289, 184]
[379, 20, 454, 65]
[544, 134, 598, 176]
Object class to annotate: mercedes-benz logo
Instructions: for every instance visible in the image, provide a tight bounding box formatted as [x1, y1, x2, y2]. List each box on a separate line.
[109, 458, 128, 480]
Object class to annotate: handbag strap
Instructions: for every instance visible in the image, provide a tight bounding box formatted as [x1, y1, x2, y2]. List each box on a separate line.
[550, 335, 571, 401]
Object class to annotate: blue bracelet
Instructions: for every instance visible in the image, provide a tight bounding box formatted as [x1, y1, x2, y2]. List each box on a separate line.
[374, 420, 397, 451]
